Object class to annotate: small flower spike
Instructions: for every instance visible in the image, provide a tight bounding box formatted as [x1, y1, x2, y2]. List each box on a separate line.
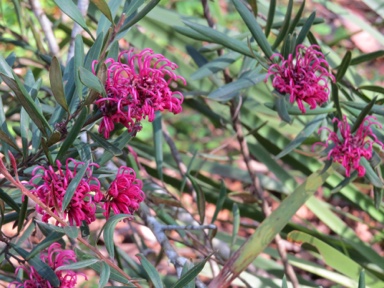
[317, 115, 384, 177]
[102, 166, 145, 219]
[9, 242, 86, 288]
[93, 48, 186, 138]
[266, 44, 335, 113]
[30, 159, 103, 226]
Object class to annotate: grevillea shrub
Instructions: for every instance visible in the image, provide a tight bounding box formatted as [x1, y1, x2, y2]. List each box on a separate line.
[1, 1, 384, 288]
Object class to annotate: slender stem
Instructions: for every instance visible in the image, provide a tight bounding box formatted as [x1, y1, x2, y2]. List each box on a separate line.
[29, 0, 59, 56]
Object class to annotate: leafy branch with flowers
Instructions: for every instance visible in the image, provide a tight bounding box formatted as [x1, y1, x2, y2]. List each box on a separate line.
[0, 0, 384, 287]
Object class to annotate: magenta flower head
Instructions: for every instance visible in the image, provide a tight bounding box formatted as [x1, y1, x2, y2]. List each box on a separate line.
[30, 158, 103, 226]
[102, 166, 145, 219]
[266, 44, 335, 113]
[9, 242, 86, 288]
[317, 115, 384, 177]
[92, 48, 186, 138]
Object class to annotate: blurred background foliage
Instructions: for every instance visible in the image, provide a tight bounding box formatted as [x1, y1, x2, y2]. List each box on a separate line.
[0, 0, 384, 287]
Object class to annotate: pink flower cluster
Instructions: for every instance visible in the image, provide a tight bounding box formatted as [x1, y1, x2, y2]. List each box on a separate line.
[30, 159, 145, 226]
[30, 159, 102, 226]
[93, 48, 186, 138]
[317, 116, 384, 177]
[266, 44, 335, 113]
[9, 243, 85, 288]
[102, 166, 145, 219]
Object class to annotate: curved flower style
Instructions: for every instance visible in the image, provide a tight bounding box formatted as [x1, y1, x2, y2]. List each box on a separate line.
[102, 166, 145, 219]
[9, 242, 86, 288]
[30, 158, 102, 226]
[92, 48, 186, 138]
[266, 44, 335, 113]
[317, 116, 384, 177]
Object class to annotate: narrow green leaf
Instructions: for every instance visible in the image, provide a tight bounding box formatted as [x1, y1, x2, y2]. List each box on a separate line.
[187, 175, 206, 224]
[191, 51, 241, 81]
[54, 0, 94, 40]
[264, 102, 335, 115]
[26, 231, 65, 260]
[153, 111, 163, 181]
[288, 0, 306, 34]
[231, 0, 273, 58]
[89, 132, 122, 155]
[184, 21, 258, 59]
[358, 85, 384, 94]
[281, 275, 288, 288]
[56, 259, 100, 271]
[215, 167, 333, 285]
[0, 188, 20, 212]
[351, 96, 377, 133]
[17, 195, 28, 233]
[350, 50, 384, 66]
[79, 66, 105, 95]
[275, 96, 292, 124]
[331, 82, 342, 119]
[272, 0, 293, 50]
[119, 0, 160, 33]
[63, 226, 79, 239]
[180, 150, 198, 194]
[98, 132, 133, 166]
[173, 26, 212, 42]
[136, 253, 164, 288]
[12, 245, 60, 286]
[0, 73, 52, 137]
[211, 180, 227, 224]
[91, 0, 113, 24]
[208, 71, 266, 101]
[84, 32, 104, 71]
[231, 203, 240, 254]
[288, 231, 381, 285]
[56, 107, 88, 161]
[275, 114, 326, 159]
[373, 187, 383, 210]
[171, 256, 212, 288]
[264, 0, 276, 38]
[336, 51, 352, 82]
[75, 141, 93, 164]
[360, 158, 383, 188]
[0, 130, 21, 152]
[49, 57, 69, 112]
[295, 12, 316, 46]
[358, 270, 366, 288]
[62, 161, 90, 211]
[97, 0, 122, 35]
[99, 262, 111, 288]
[103, 214, 132, 258]
[0, 54, 14, 79]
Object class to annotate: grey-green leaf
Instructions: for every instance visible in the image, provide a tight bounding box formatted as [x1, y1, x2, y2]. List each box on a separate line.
[62, 161, 90, 211]
[50, 57, 69, 112]
[54, 0, 94, 40]
[99, 262, 111, 288]
[103, 214, 132, 258]
[91, 0, 114, 24]
[89, 131, 123, 155]
[137, 253, 164, 288]
[153, 111, 163, 181]
[336, 51, 352, 82]
[79, 66, 105, 95]
[295, 11, 316, 46]
[171, 257, 211, 288]
[275, 114, 326, 159]
[56, 259, 100, 271]
[231, 0, 273, 58]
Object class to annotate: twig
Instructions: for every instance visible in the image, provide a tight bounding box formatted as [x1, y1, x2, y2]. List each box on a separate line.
[29, 0, 59, 56]
[138, 203, 206, 288]
[161, 224, 216, 231]
[0, 154, 141, 287]
[67, 0, 89, 64]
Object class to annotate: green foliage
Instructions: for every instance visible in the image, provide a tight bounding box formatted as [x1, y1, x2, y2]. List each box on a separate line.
[0, 0, 383, 287]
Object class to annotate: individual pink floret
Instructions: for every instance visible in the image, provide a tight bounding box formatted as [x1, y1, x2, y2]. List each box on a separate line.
[9, 243, 86, 288]
[317, 115, 384, 177]
[102, 166, 145, 219]
[30, 158, 103, 226]
[92, 48, 186, 138]
[266, 44, 335, 113]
